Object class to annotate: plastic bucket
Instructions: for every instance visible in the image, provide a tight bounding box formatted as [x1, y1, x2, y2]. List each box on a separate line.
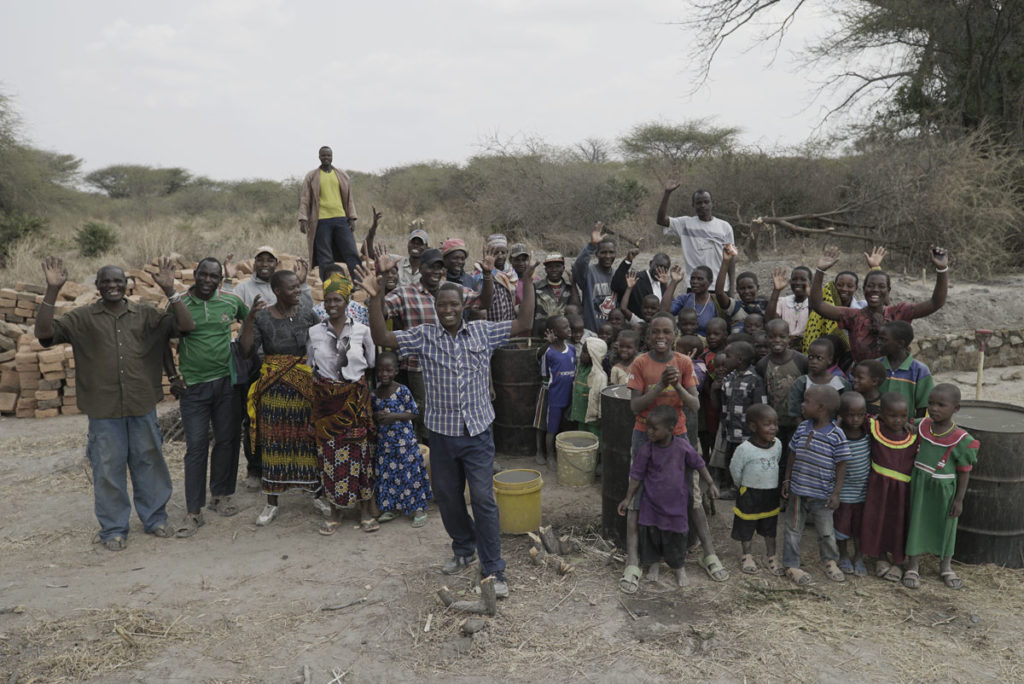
[494, 469, 543, 534]
[556, 431, 600, 487]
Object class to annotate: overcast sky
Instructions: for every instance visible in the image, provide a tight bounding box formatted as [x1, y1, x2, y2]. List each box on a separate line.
[1, 0, 841, 181]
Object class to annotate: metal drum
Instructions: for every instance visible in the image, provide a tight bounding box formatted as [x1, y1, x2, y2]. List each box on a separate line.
[491, 338, 542, 456]
[954, 400, 1024, 568]
[600, 384, 633, 547]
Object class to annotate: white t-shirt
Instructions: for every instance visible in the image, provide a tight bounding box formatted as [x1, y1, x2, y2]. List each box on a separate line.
[664, 215, 735, 288]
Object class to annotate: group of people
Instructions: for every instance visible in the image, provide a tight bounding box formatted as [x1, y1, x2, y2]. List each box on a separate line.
[36, 149, 978, 600]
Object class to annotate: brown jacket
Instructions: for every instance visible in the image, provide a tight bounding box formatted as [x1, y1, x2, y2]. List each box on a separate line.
[298, 166, 358, 262]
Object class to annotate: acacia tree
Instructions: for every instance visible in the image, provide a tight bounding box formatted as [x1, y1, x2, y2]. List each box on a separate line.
[684, 0, 1024, 144]
[618, 120, 740, 179]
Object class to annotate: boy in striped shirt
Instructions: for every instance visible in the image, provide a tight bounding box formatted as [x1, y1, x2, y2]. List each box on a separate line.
[781, 384, 851, 585]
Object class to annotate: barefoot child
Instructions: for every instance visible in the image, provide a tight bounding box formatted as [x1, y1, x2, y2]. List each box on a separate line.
[903, 384, 979, 590]
[834, 392, 870, 576]
[535, 315, 576, 466]
[618, 405, 719, 588]
[372, 352, 432, 527]
[851, 359, 885, 415]
[859, 392, 918, 582]
[782, 384, 850, 584]
[877, 321, 934, 418]
[729, 404, 783, 575]
[610, 330, 639, 386]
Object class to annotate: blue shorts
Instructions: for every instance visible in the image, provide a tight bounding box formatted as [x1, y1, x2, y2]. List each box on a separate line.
[547, 404, 568, 434]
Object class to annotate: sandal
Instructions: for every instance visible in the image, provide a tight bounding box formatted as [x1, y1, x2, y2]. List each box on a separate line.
[765, 555, 785, 576]
[875, 560, 893, 578]
[940, 571, 964, 590]
[149, 522, 173, 538]
[619, 564, 641, 594]
[319, 520, 341, 536]
[883, 564, 903, 583]
[698, 553, 730, 582]
[786, 567, 811, 586]
[838, 558, 854, 574]
[740, 553, 758, 574]
[93, 533, 127, 551]
[360, 518, 380, 533]
[175, 513, 205, 538]
[411, 510, 428, 528]
[902, 569, 920, 589]
[823, 560, 846, 582]
[853, 559, 868, 577]
[208, 496, 238, 517]
[377, 511, 400, 523]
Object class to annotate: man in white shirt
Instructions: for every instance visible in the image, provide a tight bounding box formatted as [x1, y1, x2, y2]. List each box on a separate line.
[657, 181, 736, 294]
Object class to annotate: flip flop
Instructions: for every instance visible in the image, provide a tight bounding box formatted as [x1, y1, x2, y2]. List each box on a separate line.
[698, 553, 730, 582]
[837, 557, 854, 574]
[786, 567, 811, 585]
[940, 571, 964, 590]
[319, 520, 341, 536]
[875, 560, 893, 578]
[411, 511, 428, 528]
[765, 555, 785, 576]
[619, 564, 641, 594]
[360, 518, 380, 533]
[740, 553, 758, 574]
[883, 564, 903, 583]
[854, 559, 868, 577]
[823, 560, 846, 582]
[902, 569, 920, 589]
[377, 511, 400, 523]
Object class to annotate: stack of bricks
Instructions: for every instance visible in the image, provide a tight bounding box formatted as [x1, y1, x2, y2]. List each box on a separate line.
[0, 252, 320, 419]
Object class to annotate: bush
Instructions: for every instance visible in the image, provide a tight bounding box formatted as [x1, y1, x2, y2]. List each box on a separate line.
[76, 221, 118, 257]
[0, 211, 46, 265]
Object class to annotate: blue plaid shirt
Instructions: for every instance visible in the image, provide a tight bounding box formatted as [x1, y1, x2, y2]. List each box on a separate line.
[393, 320, 513, 437]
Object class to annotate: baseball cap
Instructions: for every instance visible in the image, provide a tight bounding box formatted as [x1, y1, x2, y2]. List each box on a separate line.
[543, 252, 565, 264]
[409, 228, 429, 243]
[254, 245, 278, 260]
[509, 243, 529, 258]
[419, 248, 444, 266]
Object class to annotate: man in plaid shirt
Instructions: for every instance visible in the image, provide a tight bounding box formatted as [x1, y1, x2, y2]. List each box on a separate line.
[361, 251, 538, 600]
[384, 247, 493, 440]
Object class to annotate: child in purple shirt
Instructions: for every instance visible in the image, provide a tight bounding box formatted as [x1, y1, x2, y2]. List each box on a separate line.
[618, 405, 719, 587]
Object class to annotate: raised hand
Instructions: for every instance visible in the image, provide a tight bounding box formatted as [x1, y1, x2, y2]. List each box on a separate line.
[625, 270, 638, 289]
[481, 246, 497, 273]
[354, 264, 380, 297]
[153, 257, 178, 295]
[368, 206, 383, 236]
[524, 255, 540, 280]
[374, 245, 397, 273]
[929, 245, 949, 270]
[654, 266, 669, 285]
[41, 256, 68, 290]
[863, 245, 886, 269]
[543, 328, 556, 345]
[626, 247, 641, 262]
[223, 253, 238, 280]
[590, 221, 608, 245]
[669, 264, 684, 283]
[247, 294, 267, 319]
[771, 266, 789, 292]
[817, 245, 841, 272]
[294, 257, 309, 283]
[722, 244, 737, 262]
[664, 180, 680, 193]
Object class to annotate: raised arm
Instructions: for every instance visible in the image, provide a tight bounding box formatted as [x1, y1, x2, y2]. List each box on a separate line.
[656, 180, 680, 228]
[238, 294, 266, 357]
[153, 257, 195, 333]
[363, 206, 382, 262]
[610, 248, 638, 297]
[714, 246, 734, 309]
[911, 246, 948, 318]
[511, 257, 539, 337]
[659, 264, 684, 312]
[35, 256, 66, 341]
[808, 246, 843, 321]
[764, 266, 790, 323]
[357, 264, 399, 349]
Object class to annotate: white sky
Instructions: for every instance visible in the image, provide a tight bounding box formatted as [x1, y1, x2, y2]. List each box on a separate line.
[1, 0, 841, 181]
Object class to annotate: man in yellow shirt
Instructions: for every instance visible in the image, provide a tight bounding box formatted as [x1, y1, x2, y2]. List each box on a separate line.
[298, 146, 359, 280]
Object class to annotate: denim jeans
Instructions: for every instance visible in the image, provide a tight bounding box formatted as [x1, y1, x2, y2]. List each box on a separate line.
[86, 410, 172, 541]
[313, 216, 360, 281]
[428, 427, 505, 578]
[180, 376, 240, 513]
[782, 494, 839, 568]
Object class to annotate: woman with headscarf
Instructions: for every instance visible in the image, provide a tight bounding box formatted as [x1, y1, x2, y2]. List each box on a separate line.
[239, 270, 321, 526]
[306, 271, 379, 535]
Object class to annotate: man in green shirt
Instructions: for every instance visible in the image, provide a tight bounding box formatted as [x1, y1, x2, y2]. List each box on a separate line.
[298, 146, 359, 280]
[166, 257, 249, 537]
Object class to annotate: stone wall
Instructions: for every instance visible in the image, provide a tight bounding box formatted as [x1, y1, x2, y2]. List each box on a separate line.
[911, 328, 1024, 373]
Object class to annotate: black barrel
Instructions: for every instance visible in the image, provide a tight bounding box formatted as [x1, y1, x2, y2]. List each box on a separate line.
[954, 400, 1024, 568]
[601, 384, 633, 547]
[492, 338, 542, 456]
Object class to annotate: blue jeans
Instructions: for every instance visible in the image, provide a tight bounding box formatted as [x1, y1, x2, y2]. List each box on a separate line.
[86, 410, 172, 540]
[429, 427, 506, 578]
[782, 494, 839, 568]
[313, 216, 360, 281]
[180, 376, 240, 513]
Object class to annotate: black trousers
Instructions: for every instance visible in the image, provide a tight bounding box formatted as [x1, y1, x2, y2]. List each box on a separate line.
[180, 376, 241, 513]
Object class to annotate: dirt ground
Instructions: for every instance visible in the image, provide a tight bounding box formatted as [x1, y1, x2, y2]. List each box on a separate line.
[3, 261, 1024, 683]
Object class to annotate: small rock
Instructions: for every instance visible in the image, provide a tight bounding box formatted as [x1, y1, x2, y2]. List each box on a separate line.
[970, 614, 980, 624]
[999, 370, 1023, 381]
[281, 555, 288, 560]
[462, 617, 487, 635]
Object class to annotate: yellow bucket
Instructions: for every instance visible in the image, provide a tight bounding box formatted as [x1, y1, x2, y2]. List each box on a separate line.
[555, 431, 599, 487]
[494, 469, 543, 534]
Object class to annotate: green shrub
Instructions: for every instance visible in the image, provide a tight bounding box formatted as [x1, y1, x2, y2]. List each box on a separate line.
[76, 221, 118, 257]
[0, 211, 47, 265]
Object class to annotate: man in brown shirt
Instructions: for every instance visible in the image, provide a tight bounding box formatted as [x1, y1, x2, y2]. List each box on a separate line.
[35, 256, 195, 551]
[298, 146, 359, 280]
